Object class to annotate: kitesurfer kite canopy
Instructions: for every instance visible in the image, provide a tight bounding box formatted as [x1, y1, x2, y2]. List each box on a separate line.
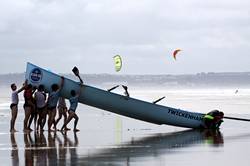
[173, 49, 181, 60]
[113, 55, 122, 72]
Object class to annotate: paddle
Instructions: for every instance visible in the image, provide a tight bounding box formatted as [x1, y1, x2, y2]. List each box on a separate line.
[223, 116, 250, 122]
[72, 66, 83, 84]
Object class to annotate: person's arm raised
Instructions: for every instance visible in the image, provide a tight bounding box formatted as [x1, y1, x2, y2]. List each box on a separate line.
[58, 76, 65, 91]
[17, 79, 27, 93]
[76, 84, 84, 97]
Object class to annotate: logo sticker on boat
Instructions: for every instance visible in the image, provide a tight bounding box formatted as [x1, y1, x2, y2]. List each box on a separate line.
[30, 68, 43, 83]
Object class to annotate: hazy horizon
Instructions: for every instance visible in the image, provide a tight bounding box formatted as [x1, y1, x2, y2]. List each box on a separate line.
[1, 72, 250, 89]
[2, 70, 250, 75]
[1, 63, 250, 75]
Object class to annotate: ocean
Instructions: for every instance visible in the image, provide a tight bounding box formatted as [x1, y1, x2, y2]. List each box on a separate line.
[0, 86, 250, 166]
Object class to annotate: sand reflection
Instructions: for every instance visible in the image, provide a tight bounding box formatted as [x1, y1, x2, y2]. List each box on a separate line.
[10, 133, 19, 166]
[10, 131, 79, 166]
[78, 129, 224, 165]
[9, 129, 224, 165]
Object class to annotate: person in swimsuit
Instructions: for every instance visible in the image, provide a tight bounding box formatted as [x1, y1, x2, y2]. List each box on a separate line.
[35, 85, 47, 131]
[47, 77, 64, 131]
[61, 84, 83, 132]
[10, 81, 26, 132]
[23, 84, 35, 131]
[54, 97, 70, 130]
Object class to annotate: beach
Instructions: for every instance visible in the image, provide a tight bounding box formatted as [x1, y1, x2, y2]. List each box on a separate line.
[1, 0, 250, 165]
[0, 86, 250, 166]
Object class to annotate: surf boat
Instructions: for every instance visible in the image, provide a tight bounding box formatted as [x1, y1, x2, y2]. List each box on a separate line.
[25, 62, 208, 129]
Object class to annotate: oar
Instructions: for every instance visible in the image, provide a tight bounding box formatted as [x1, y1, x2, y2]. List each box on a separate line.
[201, 113, 250, 122]
[72, 66, 83, 84]
[107, 85, 119, 92]
[224, 116, 250, 122]
[122, 85, 130, 97]
[153, 96, 165, 104]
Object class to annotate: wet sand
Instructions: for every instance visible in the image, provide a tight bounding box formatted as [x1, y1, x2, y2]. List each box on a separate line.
[0, 87, 250, 166]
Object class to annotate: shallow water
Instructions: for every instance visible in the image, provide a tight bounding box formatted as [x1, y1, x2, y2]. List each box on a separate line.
[0, 87, 250, 166]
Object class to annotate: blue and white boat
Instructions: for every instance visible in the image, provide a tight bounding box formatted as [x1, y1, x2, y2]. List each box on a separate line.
[25, 62, 206, 129]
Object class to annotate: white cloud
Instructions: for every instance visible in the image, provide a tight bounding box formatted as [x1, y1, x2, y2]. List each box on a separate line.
[0, 0, 249, 74]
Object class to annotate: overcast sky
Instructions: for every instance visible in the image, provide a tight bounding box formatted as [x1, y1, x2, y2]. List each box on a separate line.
[0, 0, 249, 74]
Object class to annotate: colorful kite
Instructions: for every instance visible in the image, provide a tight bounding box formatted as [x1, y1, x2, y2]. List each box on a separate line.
[173, 49, 181, 60]
[113, 55, 122, 72]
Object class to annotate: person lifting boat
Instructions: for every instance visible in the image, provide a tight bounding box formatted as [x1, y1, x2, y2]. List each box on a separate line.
[203, 110, 224, 129]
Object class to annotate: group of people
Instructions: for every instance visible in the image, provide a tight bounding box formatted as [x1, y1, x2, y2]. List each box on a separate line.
[10, 76, 83, 133]
[9, 74, 225, 132]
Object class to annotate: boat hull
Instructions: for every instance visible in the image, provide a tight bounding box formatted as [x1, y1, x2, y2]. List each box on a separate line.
[25, 62, 205, 129]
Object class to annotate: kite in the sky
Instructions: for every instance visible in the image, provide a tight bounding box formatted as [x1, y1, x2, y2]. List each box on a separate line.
[173, 49, 182, 60]
[113, 55, 122, 72]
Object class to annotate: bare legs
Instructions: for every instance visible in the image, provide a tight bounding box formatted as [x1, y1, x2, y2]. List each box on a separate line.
[55, 107, 69, 130]
[10, 106, 18, 132]
[61, 111, 79, 132]
[37, 108, 47, 131]
[28, 109, 37, 131]
[23, 106, 32, 131]
[48, 108, 56, 131]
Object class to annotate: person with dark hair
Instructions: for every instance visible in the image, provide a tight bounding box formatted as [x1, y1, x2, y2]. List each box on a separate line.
[35, 85, 47, 131]
[54, 97, 70, 130]
[27, 86, 38, 131]
[61, 85, 83, 132]
[47, 77, 64, 131]
[203, 110, 224, 129]
[23, 84, 35, 131]
[10, 81, 26, 132]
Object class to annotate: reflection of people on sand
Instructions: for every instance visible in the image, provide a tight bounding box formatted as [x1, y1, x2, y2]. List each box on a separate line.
[48, 132, 58, 166]
[69, 132, 79, 165]
[78, 129, 224, 164]
[61, 132, 79, 166]
[10, 133, 19, 166]
[19, 131, 79, 165]
[24, 132, 34, 166]
[34, 131, 47, 166]
[204, 130, 224, 146]
[10, 128, 250, 166]
[56, 133, 67, 166]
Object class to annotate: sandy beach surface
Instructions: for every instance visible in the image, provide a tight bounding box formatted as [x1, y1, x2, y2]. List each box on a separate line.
[0, 87, 250, 166]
